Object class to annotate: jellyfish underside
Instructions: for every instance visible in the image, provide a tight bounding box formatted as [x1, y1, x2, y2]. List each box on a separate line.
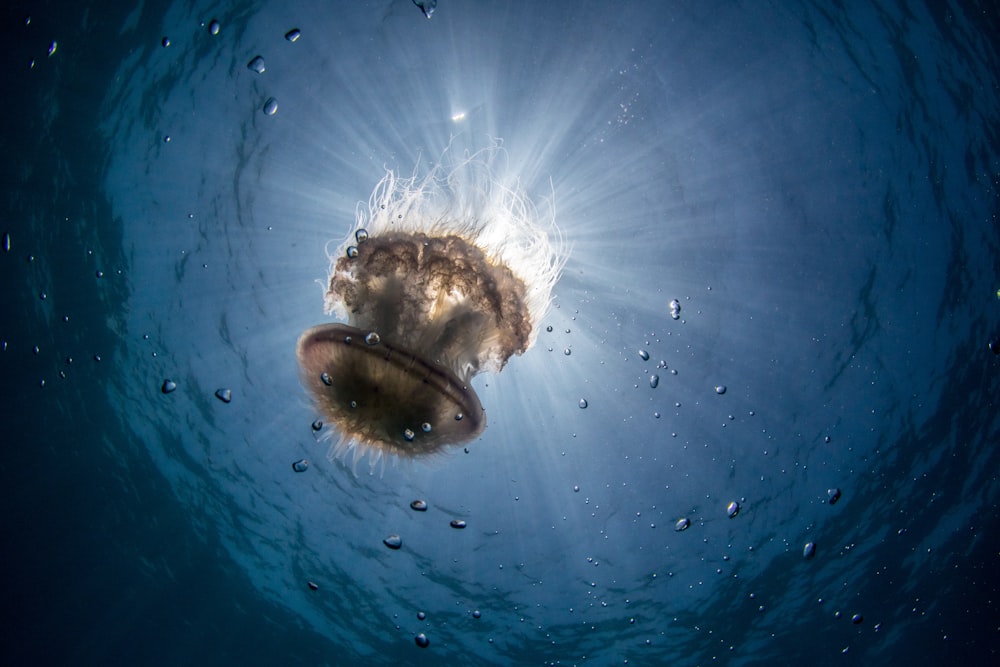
[297, 322, 484, 456]
[297, 231, 532, 458]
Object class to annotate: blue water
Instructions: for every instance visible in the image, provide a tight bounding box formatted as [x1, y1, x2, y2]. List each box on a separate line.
[2, 1, 998, 665]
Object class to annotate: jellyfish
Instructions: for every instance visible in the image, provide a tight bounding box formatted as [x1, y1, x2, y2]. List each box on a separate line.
[297, 146, 565, 471]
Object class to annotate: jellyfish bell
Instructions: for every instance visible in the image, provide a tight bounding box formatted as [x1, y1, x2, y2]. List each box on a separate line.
[297, 146, 565, 471]
[296, 321, 486, 457]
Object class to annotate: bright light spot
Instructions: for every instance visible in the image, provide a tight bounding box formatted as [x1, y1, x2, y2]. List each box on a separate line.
[451, 111, 466, 122]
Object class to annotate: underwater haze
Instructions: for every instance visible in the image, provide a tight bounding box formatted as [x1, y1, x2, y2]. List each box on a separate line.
[2, 0, 999, 665]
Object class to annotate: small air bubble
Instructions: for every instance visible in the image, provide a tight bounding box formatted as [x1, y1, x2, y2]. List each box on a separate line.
[727, 501, 740, 518]
[638, 349, 649, 361]
[414, 633, 429, 648]
[285, 28, 301, 42]
[355, 229, 368, 243]
[803, 541, 816, 559]
[715, 385, 727, 395]
[292, 459, 309, 472]
[421, 422, 432, 433]
[450, 519, 467, 529]
[827, 488, 842, 505]
[410, 499, 427, 511]
[311, 419, 323, 431]
[674, 518, 690, 532]
[247, 56, 266, 73]
[563, 348, 571, 356]
[208, 19, 221, 35]
[320, 372, 332, 386]
[579, 398, 588, 409]
[161, 37, 170, 47]
[346, 245, 359, 258]
[161, 379, 177, 394]
[403, 428, 415, 441]
[262, 97, 278, 115]
[365, 332, 380, 345]
[383, 534, 402, 550]
[649, 374, 659, 389]
[307, 581, 319, 591]
[215, 388, 232, 403]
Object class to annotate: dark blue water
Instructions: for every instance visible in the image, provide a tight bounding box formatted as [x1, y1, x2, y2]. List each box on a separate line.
[3, 1, 998, 665]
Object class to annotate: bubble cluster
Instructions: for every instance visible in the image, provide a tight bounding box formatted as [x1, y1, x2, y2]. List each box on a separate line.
[668, 298, 681, 320]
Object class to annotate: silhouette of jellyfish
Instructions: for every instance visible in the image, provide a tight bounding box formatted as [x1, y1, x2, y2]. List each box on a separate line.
[297, 147, 565, 470]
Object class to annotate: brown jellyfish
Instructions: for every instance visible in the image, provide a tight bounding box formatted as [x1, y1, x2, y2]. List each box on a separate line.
[297, 147, 565, 471]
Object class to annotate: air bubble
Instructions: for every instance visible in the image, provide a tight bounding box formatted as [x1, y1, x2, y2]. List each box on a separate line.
[311, 419, 323, 431]
[247, 56, 266, 73]
[320, 372, 332, 386]
[215, 388, 232, 403]
[346, 245, 359, 258]
[262, 97, 278, 115]
[421, 422, 432, 433]
[450, 519, 467, 529]
[715, 385, 727, 395]
[292, 459, 309, 472]
[803, 542, 816, 559]
[285, 28, 301, 42]
[638, 349, 649, 361]
[355, 229, 368, 243]
[410, 499, 427, 511]
[161, 379, 177, 394]
[578, 398, 588, 409]
[208, 19, 221, 35]
[414, 0, 437, 19]
[727, 501, 740, 518]
[649, 374, 659, 389]
[365, 332, 381, 345]
[414, 633, 429, 648]
[383, 534, 402, 550]
[827, 488, 842, 505]
[403, 428, 415, 442]
[307, 581, 319, 591]
[674, 518, 690, 532]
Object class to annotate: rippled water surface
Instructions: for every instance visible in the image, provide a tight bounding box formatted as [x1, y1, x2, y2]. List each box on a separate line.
[3, 1, 999, 665]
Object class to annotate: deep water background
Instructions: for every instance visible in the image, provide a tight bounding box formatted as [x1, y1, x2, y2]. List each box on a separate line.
[2, 1, 999, 665]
